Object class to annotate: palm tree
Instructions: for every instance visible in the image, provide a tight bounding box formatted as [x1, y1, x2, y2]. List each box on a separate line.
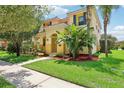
[86, 5, 93, 59]
[81, 5, 93, 59]
[99, 5, 119, 57]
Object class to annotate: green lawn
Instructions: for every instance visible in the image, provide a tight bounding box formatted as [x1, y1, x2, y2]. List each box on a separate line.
[24, 50, 124, 88]
[0, 76, 15, 88]
[0, 51, 36, 64]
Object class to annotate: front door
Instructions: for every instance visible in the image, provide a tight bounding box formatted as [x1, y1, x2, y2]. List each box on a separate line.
[51, 34, 57, 53]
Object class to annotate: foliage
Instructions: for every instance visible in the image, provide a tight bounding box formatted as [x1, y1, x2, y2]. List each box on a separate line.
[100, 34, 117, 52]
[0, 76, 15, 88]
[0, 51, 36, 63]
[21, 40, 33, 54]
[0, 5, 51, 33]
[101, 34, 117, 42]
[121, 47, 124, 50]
[7, 42, 16, 54]
[93, 51, 101, 56]
[101, 34, 117, 49]
[57, 24, 96, 59]
[100, 39, 113, 53]
[99, 5, 119, 57]
[24, 50, 124, 88]
[115, 41, 124, 49]
[0, 5, 51, 56]
[0, 46, 5, 51]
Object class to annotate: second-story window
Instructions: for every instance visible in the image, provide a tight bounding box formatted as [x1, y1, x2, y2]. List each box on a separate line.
[73, 15, 77, 25]
[78, 16, 86, 25]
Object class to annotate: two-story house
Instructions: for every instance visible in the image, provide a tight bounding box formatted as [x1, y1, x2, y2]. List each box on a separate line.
[33, 8, 101, 55]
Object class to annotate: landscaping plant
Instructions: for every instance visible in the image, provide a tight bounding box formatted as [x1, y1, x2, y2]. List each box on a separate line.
[57, 24, 96, 59]
[99, 5, 119, 57]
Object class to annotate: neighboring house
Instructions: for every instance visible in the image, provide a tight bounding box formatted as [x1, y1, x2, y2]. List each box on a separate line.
[33, 8, 101, 55]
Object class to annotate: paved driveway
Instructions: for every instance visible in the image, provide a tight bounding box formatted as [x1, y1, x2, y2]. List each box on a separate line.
[0, 59, 84, 88]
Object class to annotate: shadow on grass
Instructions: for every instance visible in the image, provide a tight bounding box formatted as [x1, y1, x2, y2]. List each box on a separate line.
[54, 56, 124, 78]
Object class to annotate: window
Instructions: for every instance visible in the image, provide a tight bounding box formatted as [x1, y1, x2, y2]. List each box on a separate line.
[73, 15, 76, 25]
[78, 16, 86, 25]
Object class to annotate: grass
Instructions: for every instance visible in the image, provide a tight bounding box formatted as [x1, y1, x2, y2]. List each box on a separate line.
[0, 76, 15, 88]
[24, 50, 124, 88]
[0, 51, 36, 64]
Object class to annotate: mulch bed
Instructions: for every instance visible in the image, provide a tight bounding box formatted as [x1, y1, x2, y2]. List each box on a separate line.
[54, 54, 99, 61]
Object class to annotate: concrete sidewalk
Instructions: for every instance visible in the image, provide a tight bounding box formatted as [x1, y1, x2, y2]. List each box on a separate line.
[0, 59, 84, 88]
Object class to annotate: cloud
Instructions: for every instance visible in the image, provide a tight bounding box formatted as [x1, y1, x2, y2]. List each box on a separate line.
[113, 25, 124, 31]
[107, 25, 124, 41]
[47, 6, 69, 18]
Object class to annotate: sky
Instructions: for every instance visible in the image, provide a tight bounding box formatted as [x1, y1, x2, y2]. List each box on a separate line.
[46, 5, 124, 41]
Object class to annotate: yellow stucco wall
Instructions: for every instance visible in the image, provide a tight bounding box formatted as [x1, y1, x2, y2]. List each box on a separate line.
[44, 23, 67, 55]
[57, 42, 65, 54]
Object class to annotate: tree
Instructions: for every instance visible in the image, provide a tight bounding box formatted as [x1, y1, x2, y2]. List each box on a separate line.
[86, 5, 93, 59]
[57, 24, 95, 59]
[117, 41, 124, 50]
[101, 34, 117, 47]
[99, 5, 119, 57]
[0, 30, 39, 55]
[81, 5, 94, 59]
[0, 5, 51, 56]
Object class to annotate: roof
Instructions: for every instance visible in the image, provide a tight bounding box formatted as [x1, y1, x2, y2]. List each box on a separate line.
[44, 16, 61, 22]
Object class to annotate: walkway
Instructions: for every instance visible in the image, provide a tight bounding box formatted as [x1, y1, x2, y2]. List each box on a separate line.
[0, 58, 83, 88]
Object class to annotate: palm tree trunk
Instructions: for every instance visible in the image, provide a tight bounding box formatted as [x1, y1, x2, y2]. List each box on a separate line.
[104, 21, 108, 57]
[87, 5, 92, 59]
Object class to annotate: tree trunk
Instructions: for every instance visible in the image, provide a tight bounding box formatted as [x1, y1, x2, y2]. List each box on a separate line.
[87, 5, 92, 60]
[16, 42, 20, 56]
[104, 21, 108, 57]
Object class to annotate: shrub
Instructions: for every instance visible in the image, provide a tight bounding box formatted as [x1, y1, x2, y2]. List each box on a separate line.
[121, 47, 124, 50]
[21, 43, 32, 54]
[93, 51, 101, 57]
[0, 46, 5, 51]
[57, 24, 95, 59]
[7, 42, 16, 54]
[100, 39, 113, 53]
